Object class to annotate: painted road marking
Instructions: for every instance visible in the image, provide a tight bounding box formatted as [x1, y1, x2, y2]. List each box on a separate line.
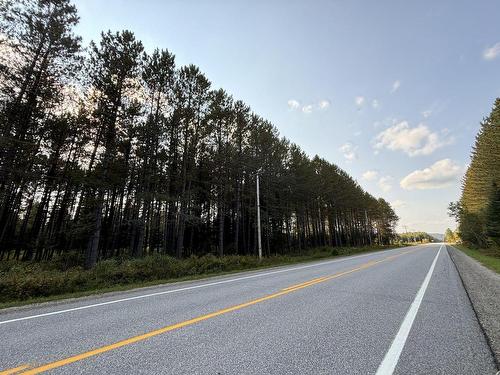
[8, 249, 418, 374]
[281, 276, 328, 291]
[0, 364, 31, 375]
[0, 246, 422, 326]
[375, 244, 442, 375]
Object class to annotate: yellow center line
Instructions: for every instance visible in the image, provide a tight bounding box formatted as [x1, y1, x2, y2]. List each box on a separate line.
[281, 276, 329, 291]
[12, 248, 417, 374]
[0, 365, 31, 375]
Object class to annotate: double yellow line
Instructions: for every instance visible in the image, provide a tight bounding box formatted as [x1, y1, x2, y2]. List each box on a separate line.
[2, 249, 414, 374]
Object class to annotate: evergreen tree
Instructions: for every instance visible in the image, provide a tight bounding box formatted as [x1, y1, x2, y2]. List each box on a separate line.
[0, 0, 81, 256]
[455, 98, 500, 247]
[485, 183, 500, 246]
[82, 30, 144, 268]
[0, 1, 400, 265]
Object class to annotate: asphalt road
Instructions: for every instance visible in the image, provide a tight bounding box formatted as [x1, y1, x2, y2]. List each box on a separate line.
[0, 244, 497, 374]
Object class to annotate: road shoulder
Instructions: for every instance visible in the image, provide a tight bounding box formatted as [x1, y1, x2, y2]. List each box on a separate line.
[447, 245, 500, 368]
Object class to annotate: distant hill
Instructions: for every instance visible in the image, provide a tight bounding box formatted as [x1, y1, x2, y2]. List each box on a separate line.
[429, 233, 444, 241]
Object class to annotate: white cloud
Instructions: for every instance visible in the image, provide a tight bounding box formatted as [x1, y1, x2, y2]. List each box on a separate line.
[302, 104, 313, 114]
[378, 176, 393, 192]
[391, 200, 406, 209]
[421, 101, 446, 119]
[400, 159, 463, 190]
[288, 98, 331, 113]
[319, 99, 330, 110]
[355, 96, 365, 107]
[422, 109, 432, 118]
[287, 99, 300, 110]
[483, 42, 500, 60]
[390, 80, 401, 93]
[339, 142, 358, 161]
[372, 99, 379, 109]
[354, 130, 362, 137]
[373, 121, 453, 157]
[362, 170, 378, 181]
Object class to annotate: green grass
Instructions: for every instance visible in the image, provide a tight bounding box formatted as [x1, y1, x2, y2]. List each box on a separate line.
[0, 245, 399, 309]
[452, 244, 500, 274]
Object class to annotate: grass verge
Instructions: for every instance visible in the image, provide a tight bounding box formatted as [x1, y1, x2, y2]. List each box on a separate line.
[0, 245, 400, 309]
[452, 244, 500, 274]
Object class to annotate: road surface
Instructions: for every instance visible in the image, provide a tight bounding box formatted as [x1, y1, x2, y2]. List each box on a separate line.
[0, 243, 497, 374]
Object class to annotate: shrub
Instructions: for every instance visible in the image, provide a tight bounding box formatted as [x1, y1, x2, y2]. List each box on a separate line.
[0, 245, 391, 304]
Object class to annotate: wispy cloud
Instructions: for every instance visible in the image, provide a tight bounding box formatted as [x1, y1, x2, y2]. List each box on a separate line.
[377, 176, 393, 192]
[372, 99, 379, 109]
[421, 109, 432, 118]
[288, 98, 330, 113]
[400, 159, 463, 190]
[287, 99, 300, 110]
[302, 104, 313, 114]
[355, 96, 365, 108]
[362, 170, 378, 181]
[319, 99, 330, 110]
[390, 80, 401, 93]
[339, 142, 358, 161]
[391, 200, 406, 209]
[421, 101, 446, 119]
[483, 42, 500, 60]
[373, 121, 453, 157]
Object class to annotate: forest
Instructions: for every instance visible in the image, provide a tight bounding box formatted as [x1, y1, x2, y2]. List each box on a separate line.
[397, 232, 435, 244]
[0, 0, 399, 273]
[449, 98, 500, 252]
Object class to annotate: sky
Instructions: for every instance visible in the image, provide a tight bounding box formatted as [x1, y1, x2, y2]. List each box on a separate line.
[72, 0, 500, 234]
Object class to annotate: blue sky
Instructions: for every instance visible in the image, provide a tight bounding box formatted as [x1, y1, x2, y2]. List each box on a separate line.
[73, 0, 500, 233]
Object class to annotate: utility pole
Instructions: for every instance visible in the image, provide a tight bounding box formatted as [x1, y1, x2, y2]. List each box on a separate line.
[256, 172, 262, 260]
[365, 209, 372, 246]
[404, 225, 409, 243]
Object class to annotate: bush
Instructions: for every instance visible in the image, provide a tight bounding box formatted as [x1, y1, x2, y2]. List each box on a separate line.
[0, 245, 392, 304]
[51, 252, 85, 271]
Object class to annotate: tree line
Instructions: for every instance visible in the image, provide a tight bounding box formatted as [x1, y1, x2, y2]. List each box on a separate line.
[444, 228, 459, 244]
[0, 0, 398, 269]
[397, 232, 435, 244]
[449, 98, 500, 249]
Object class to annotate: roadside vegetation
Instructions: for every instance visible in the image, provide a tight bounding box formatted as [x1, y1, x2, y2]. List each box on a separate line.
[397, 232, 435, 244]
[0, 0, 399, 275]
[444, 228, 460, 244]
[446, 98, 500, 269]
[0, 245, 397, 307]
[452, 244, 500, 274]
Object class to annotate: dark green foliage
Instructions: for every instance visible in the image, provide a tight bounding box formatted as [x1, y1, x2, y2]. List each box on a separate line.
[0, 1, 399, 267]
[397, 232, 435, 243]
[485, 183, 500, 246]
[0, 245, 392, 303]
[0, 0, 82, 260]
[451, 98, 500, 248]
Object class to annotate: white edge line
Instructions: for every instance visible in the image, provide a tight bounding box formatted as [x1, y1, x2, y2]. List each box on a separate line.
[375, 243, 443, 375]
[0, 245, 421, 325]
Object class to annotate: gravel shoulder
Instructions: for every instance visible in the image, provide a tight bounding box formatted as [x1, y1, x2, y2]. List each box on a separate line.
[447, 245, 500, 367]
